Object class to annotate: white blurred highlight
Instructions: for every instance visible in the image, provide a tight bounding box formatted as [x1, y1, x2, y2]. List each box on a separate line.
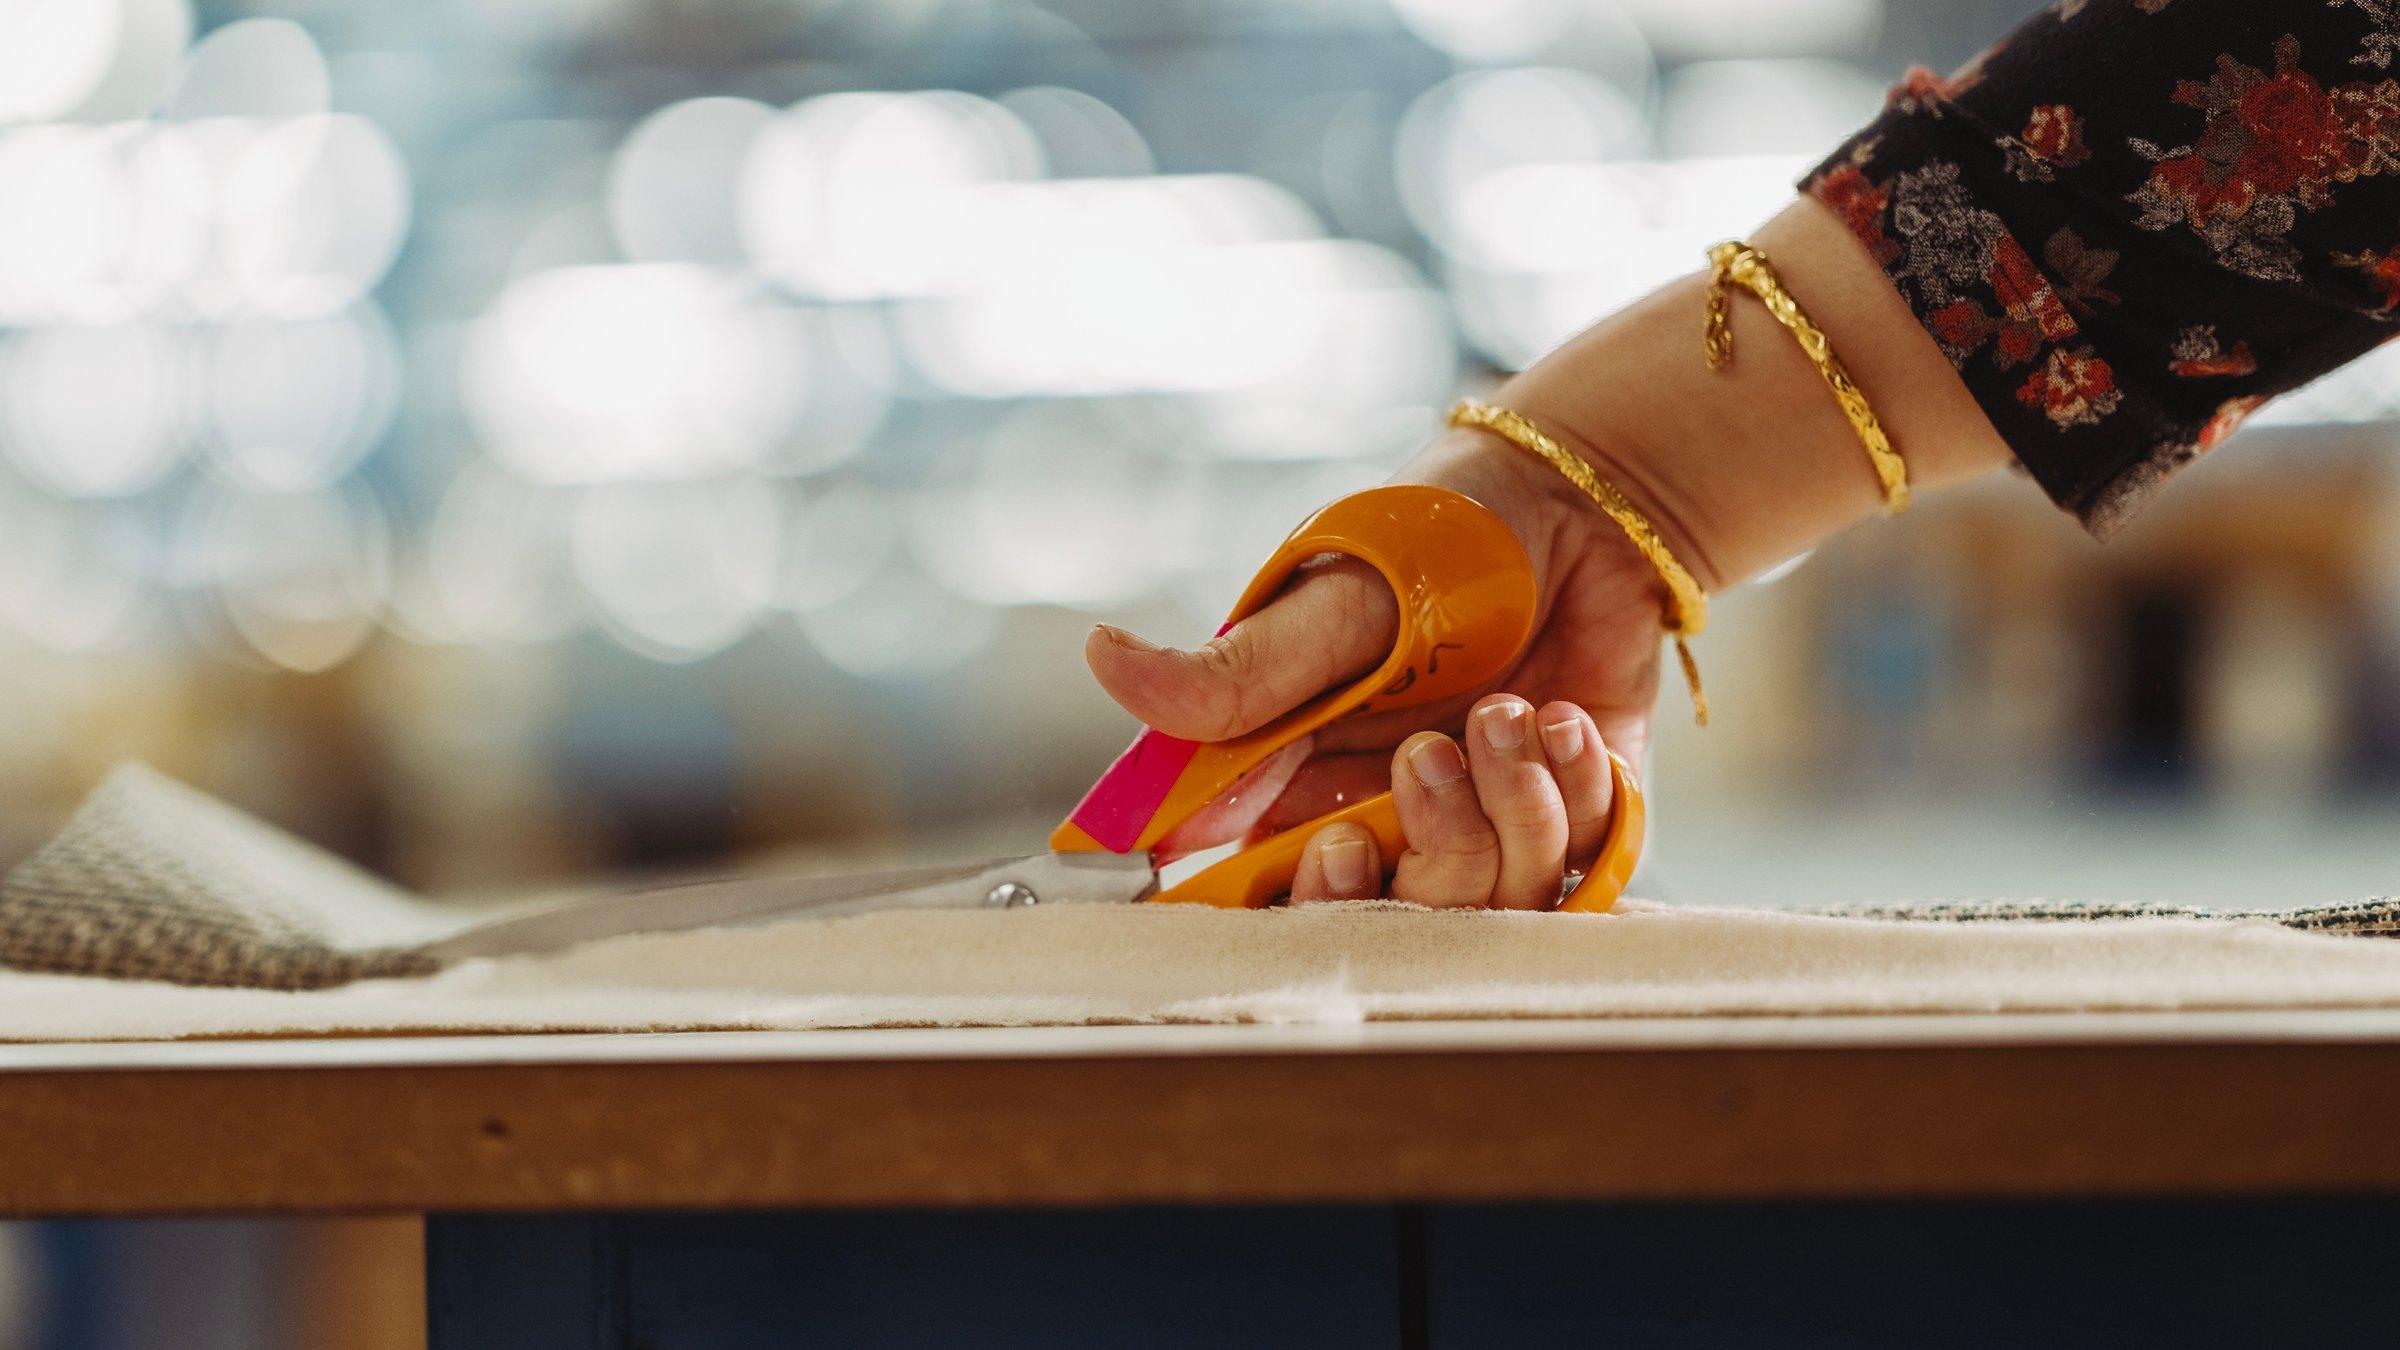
[0, 323, 190, 497]
[415, 464, 583, 645]
[0, 0, 123, 123]
[609, 96, 777, 267]
[779, 481, 900, 613]
[795, 557, 1001, 680]
[569, 479, 781, 661]
[1613, 0, 1881, 58]
[1389, 0, 1577, 63]
[463, 265, 810, 484]
[64, 0, 192, 122]
[1659, 59, 1882, 158]
[167, 18, 330, 121]
[0, 494, 153, 652]
[739, 91, 1043, 300]
[203, 305, 400, 491]
[1394, 59, 1765, 370]
[0, 114, 410, 325]
[1395, 67, 1647, 258]
[997, 86, 1153, 178]
[190, 483, 392, 672]
[915, 404, 1180, 609]
[210, 113, 411, 319]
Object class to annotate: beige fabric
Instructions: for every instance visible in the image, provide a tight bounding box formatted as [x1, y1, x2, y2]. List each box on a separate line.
[11, 764, 2400, 1043]
[11, 899, 2400, 1042]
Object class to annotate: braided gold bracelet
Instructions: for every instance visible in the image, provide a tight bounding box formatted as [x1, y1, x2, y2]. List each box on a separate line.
[1704, 240, 1910, 516]
[1445, 398, 1709, 727]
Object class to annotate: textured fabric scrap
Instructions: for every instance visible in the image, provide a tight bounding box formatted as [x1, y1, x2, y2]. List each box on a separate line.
[1832, 895, 2400, 935]
[0, 764, 443, 990]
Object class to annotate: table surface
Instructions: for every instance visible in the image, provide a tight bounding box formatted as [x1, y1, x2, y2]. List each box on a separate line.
[9, 1010, 2400, 1218]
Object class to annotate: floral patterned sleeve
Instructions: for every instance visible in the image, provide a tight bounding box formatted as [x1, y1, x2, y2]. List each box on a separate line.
[1804, 0, 2400, 537]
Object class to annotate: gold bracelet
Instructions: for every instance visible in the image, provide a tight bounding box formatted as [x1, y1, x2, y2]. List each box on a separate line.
[1446, 398, 1709, 727]
[1704, 240, 1910, 516]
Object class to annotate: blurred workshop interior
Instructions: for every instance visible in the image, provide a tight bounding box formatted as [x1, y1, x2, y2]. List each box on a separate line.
[4, 0, 2400, 1343]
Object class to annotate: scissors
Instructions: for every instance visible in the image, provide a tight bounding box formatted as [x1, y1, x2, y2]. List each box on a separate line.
[427, 484, 1645, 962]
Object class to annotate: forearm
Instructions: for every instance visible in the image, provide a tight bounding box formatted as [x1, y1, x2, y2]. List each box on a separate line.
[1477, 197, 2014, 592]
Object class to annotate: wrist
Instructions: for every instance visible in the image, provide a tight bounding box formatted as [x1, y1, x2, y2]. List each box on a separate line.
[1479, 196, 2020, 593]
[1493, 270, 1882, 594]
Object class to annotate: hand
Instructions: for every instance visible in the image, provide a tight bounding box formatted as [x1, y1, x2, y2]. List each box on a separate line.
[1087, 426, 1668, 906]
[1089, 199, 2015, 903]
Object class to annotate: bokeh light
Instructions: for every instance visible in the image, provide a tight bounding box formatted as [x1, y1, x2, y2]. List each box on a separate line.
[0, 322, 190, 497]
[915, 402, 1185, 610]
[186, 481, 392, 672]
[1395, 67, 1649, 258]
[208, 112, 410, 320]
[165, 18, 330, 121]
[1388, 0, 1579, 64]
[1613, 0, 1881, 59]
[0, 492, 155, 652]
[777, 481, 900, 614]
[568, 479, 781, 662]
[1658, 59, 1883, 158]
[202, 304, 400, 491]
[738, 91, 1043, 301]
[0, 0, 124, 123]
[413, 463, 583, 646]
[461, 264, 810, 484]
[996, 86, 1154, 179]
[607, 96, 777, 268]
[794, 556, 1002, 680]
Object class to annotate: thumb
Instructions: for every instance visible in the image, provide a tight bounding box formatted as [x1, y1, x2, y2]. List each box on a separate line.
[1087, 557, 1398, 743]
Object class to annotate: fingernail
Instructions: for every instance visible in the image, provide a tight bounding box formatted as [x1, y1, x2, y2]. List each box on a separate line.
[1321, 829, 1372, 894]
[1476, 701, 1528, 751]
[1095, 624, 1162, 655]
[1407, 735, 1468, 789]
[1542, 716, 1584, 763]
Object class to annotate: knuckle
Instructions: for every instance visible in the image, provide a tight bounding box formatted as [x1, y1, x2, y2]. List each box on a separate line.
[1195, 634, 1254, 684]
[1483, 795, 1565, 833]
[1478, 777, 1568, 833]
[1421, 827, 1501, 863]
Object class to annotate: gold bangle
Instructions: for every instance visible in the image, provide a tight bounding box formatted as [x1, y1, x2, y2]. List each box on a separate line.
[1704, 240, 1910, 516]
[1446, 398, 1709, 727]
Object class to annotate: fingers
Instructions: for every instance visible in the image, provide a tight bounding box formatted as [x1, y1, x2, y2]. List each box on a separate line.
[1290, 822, 1382, 903]
[1462, 696, 1570, 909]
[1387, 732, 1502, 908]
[1380, 698, 1617, 909]
[1536, 701, 1616, 869]
[1084, 556, 1398, 743]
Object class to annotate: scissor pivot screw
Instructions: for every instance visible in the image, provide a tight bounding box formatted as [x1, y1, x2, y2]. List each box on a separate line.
[987, 882, 1039, 908]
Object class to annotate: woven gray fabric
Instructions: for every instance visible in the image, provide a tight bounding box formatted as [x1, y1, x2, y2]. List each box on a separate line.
[1830, 897, 2400, 936]
[0, 765, 445, 990]
[3, 763, 2396, 992]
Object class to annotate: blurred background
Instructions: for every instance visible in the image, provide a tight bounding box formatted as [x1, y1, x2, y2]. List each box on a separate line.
[5, 0, 2400, 1343]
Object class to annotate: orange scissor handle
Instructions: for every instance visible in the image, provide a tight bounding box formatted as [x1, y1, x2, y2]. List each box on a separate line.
[1052, 483, 1646, 913]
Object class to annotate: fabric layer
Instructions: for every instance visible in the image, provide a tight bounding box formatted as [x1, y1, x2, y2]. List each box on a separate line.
[12, 899, 2400, 1042]
[13, 764, 2400, 1043]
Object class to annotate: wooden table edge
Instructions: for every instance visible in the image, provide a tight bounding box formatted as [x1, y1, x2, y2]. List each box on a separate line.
[1, 1027, 2396, 1217]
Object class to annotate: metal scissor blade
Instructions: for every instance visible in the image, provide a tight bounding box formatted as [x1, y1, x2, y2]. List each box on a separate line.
[421, 850, 1158, 963]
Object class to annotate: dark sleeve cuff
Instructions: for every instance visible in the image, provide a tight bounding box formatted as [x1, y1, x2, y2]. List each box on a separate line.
[1799, 0, 2400, 538]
